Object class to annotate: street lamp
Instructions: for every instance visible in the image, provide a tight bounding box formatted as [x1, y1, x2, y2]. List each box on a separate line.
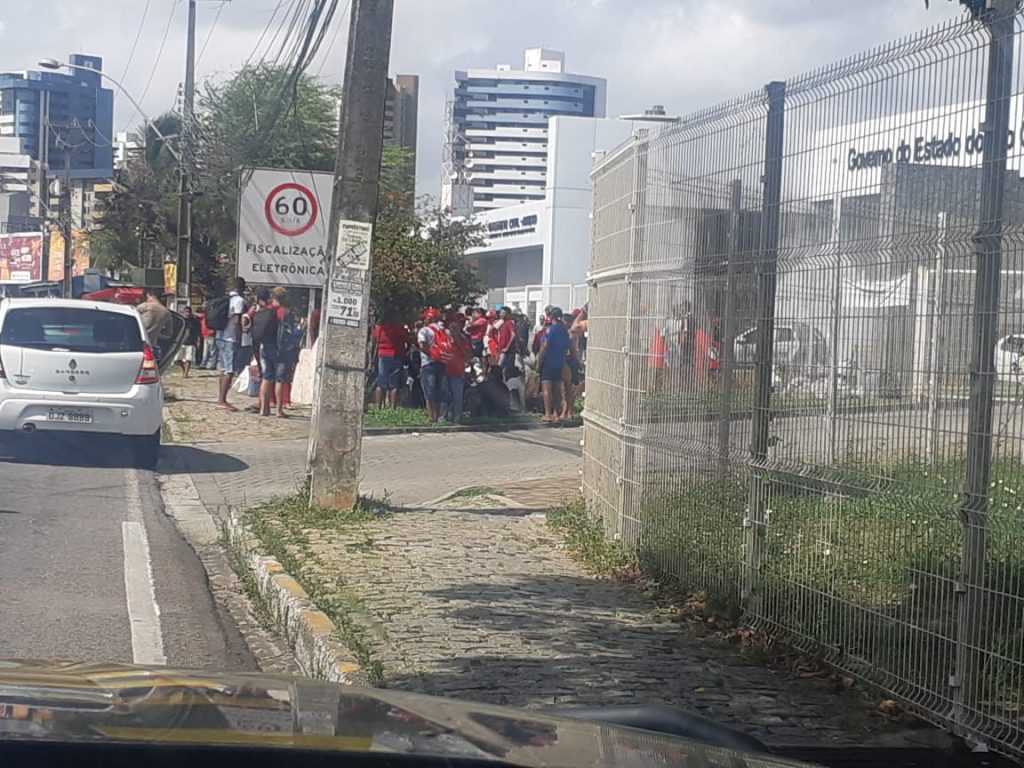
[39, 57, 188, 299]
[37, 59, 180, 161]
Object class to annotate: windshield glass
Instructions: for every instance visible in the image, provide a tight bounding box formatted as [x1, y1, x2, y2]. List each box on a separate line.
[3, 2, 1021, 766]
[0, 307, 144, 353]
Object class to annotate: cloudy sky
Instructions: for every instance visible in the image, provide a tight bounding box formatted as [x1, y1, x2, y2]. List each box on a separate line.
[0, 0, 965, 194]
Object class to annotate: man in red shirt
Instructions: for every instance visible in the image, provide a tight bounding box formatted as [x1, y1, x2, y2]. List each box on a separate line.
[198, 310, 217, 369]
[494, 306, 517, 381]
[442, 313, 472, 422]
[372, 318, 411, 408]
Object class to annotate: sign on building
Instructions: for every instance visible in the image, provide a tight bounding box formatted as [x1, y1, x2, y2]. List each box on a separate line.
[0, 232, 43, 282]
[236, 168, 335, 288]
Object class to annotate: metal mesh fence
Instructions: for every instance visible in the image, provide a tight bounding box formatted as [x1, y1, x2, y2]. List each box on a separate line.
[582, 6, 1024, 757]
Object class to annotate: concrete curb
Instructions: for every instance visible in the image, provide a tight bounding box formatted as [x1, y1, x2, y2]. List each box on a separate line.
[223, 508, 364, 685]
[363, 417, 583, 436]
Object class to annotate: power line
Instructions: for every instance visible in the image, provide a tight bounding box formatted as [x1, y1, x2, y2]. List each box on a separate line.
[196, 0, 227, 65]
[314, 0, 350, 76]
[244, 0, 287, 68]
[122, 0, 180, 130]
[120, 0, 153, 83]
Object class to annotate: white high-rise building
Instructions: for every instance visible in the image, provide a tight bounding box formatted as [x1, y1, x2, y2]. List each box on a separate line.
[443, 48, 606, 214]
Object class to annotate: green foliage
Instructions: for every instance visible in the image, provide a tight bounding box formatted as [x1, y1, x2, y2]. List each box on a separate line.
[637, 459, 1024, 706]
[91, 67, 483, 308]
[547, 498, 637, 575]
[371, 146, 483, 322]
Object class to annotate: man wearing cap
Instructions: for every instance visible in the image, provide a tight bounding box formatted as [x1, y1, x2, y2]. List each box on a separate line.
[417, 308, 448, 423]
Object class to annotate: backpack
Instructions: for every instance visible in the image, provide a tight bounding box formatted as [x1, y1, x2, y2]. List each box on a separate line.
[204, 296, 232, 331]
[276, 309, 302, 359]
[250, 306, 278, 345]
[429, 325, 454, 363]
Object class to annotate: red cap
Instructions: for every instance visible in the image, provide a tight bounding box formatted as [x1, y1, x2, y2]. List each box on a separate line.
[485, 309, 497, 320]
[423, 307, 441, 321]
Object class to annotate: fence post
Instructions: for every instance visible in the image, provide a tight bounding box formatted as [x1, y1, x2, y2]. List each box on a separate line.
[718, 180, 742, 477]
[954, 0, 1014, 739]
[927, 212, 948, 467]
[743, 81, 786, 610]
[828, 195, 843, 466]
[618, 134, 649, 542]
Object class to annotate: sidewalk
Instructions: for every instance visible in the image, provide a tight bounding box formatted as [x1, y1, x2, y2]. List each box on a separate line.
[161, 394, 938, 751]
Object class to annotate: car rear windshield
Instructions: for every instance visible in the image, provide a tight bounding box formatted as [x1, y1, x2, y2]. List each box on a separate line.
[0, 307, 144, 353]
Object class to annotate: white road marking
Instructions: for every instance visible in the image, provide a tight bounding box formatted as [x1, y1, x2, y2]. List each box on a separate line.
[122, 521, 166, 665]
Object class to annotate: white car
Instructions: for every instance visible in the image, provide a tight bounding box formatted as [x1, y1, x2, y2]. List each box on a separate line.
[0, 298, 182, 469]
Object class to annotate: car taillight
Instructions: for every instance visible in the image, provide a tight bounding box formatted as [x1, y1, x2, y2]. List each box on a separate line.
[136, 344, 159, 384]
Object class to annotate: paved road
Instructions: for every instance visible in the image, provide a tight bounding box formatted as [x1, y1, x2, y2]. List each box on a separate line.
[0, 435, 257, 671]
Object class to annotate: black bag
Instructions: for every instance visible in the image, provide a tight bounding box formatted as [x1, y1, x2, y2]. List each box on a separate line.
[250, 307, 278, 345]
[204, 296, 232, 331]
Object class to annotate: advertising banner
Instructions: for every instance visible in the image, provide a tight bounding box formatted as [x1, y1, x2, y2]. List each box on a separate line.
[0, 232, 43, 282]
[48, 229, 90, 282]
[236, 168, 335, 288]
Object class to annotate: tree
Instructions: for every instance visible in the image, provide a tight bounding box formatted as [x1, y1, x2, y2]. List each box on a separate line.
[370, 146, 483, 321]
[91, 67, 484, 309]
[91, 65, 341, 293]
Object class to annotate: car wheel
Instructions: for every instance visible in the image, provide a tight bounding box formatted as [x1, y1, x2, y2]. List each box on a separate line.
[130, 430, 161, 470]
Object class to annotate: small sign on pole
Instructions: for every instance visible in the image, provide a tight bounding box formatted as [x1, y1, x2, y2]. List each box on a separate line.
[236, 168, 335, 288]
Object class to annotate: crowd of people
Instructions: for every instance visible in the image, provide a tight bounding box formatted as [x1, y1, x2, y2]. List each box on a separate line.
[371, 303, 588, 423]
[146, 277, 312, 417]
[134, 276, 588, 424]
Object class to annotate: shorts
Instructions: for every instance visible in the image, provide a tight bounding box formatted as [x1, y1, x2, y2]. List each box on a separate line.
[540, 364, 565, 383]
[471, 339, 484, 359]
[260, 346, 295, 384]
[217, 339, 250, 375]
[419, 362, 447, 404]
[377, 355, 404, 390]
[177, 344, 196, 364]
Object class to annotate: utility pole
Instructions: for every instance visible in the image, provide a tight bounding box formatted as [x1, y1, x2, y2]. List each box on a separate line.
[308, 0, 395, 509]
[176, 0, 197, 306]
[61, 147, 72, 298]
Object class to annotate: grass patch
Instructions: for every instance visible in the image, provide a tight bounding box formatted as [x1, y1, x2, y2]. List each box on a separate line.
[161, 422, 174, 443]
[547, 497, 636, 575]
[245, 487, 391, 686]
[634, 459, 1024, 716]
[362, 406, 544, 430]
[219, 524, 276, 632]
[444, 486, 503, 500]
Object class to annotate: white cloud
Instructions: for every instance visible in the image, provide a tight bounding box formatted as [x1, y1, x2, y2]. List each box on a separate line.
[0, 0, 966, 196]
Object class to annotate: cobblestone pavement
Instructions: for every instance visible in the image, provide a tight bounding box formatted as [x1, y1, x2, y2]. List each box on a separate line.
[171, 428, 584, 511]
[163, 369, 311, 443]
[169, 422, 937, 748]
[265, 503, 927, 748]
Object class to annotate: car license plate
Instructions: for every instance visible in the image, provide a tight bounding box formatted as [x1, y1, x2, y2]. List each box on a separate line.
[46, 408, 93, 424]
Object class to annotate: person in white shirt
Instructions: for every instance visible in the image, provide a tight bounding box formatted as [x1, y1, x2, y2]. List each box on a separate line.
[216, 277, 248, 411]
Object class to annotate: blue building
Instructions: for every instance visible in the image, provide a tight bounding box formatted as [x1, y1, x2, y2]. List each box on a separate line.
[0, 54, 114, 182]
[443, 49, 607, 214]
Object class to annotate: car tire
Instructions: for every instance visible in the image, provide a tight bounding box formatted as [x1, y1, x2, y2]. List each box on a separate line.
[131, 430, 161, 470]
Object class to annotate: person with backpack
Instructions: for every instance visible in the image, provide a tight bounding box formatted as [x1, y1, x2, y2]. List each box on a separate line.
[254, 286, 300, 418]
[417, 308, 448, 423]
[441, 313, 472, 423]
[205, 277, 247, 411]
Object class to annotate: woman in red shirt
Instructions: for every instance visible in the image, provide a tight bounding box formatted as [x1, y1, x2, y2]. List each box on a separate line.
[372, 319, 411, 408]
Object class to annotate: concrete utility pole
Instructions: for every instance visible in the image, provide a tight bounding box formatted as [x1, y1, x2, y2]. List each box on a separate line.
[176, 0, 197, 304]
[308, 0, 395, 509]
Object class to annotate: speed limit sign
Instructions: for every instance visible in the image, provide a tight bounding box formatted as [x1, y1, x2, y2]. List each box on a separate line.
[237, 168, 334, 288]
[265, 182, 319, 237]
